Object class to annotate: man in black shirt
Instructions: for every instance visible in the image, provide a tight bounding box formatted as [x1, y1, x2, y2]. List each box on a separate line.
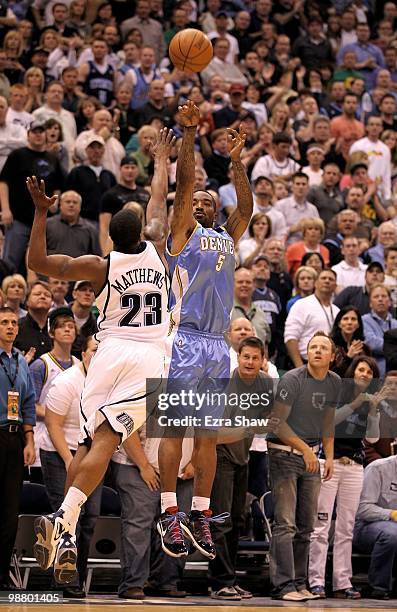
[0, 120, 64, 273]
[134, 80, 172, 128]
[99, 156, 150, 253]
[268, 332, 340, 601]
[14, 280, 52, 360]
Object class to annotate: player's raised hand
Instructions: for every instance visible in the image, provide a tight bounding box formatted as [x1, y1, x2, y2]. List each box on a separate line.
[26, 176, 59, 212]
[178, 99, 200, 128]
[151, 127, 177, 159]
[227, 125, 247, 161]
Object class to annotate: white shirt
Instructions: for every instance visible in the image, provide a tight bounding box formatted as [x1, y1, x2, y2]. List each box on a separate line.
[207, 31, 239, 64]
[251, 154, 300, 182]
[302, 166, 323, 186]
[274, 196, 320, 245]
[32, 104, 77, 160]
[41, 363, 83, 452]
[7, 108, 33, 130]
[253, 201, 288, 242]
[284, 293, 340, 359]
[0, 123, 27, 171]
[332, 259, 367, 290]
[242, 101, 268, 126]
[74, 129, 125, 181]
[349, 137, 392, 200]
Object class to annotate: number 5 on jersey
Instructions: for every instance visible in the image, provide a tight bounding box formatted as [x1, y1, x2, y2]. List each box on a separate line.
[216, 254, 225, 272]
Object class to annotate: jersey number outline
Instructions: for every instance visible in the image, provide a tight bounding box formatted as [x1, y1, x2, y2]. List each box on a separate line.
[119, 291, 162, 327]
[216, 254, 225, 272]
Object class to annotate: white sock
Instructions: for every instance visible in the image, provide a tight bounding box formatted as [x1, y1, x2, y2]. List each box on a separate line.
[60, 486, 87, 533]
[161, 492, 177, 513]
[191, 496, 210, 511]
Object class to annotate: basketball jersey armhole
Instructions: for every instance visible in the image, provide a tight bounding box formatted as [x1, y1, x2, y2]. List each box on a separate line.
[166, 223, 199, 257]
[94, 254, 111, 298]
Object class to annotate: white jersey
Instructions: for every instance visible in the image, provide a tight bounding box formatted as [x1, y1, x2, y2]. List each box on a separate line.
[95, 242, 169, 344]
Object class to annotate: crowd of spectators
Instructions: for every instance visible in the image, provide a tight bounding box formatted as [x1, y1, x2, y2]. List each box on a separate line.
[1, 0, 397, 603]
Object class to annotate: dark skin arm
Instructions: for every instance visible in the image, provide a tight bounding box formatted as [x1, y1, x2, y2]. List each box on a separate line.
[224, 126, 253, 244]
[169, 100, 200, 254]
[26, 177, 106, 294]
[145, 127, 176, 255]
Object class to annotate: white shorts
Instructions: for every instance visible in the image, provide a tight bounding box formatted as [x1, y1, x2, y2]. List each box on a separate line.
[79, 337, 165, 444]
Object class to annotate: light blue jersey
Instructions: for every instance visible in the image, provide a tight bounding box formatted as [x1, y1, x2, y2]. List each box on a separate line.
[166, 223, 235, 335]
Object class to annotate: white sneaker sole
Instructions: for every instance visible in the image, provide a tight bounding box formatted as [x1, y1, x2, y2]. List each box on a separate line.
[181, 522, 215, 560]
[54, 537, 78, 584]
[156, 522, 188, 558]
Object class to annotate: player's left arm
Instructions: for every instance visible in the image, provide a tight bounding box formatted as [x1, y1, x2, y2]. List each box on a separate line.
[223, 126, 253, 244]
[145, 127, 176, 253]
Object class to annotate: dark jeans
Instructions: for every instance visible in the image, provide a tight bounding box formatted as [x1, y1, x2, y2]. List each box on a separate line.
[353, 520, 397, 592]
[40, 449, 102, 587]
[0, 430, 24, 581]
[111, 461, 192, 595]
[208, 454, 248, 590]
[268, 449, 321, 596]
[3, 219, 30, 273]
[248, 450, 269, 498]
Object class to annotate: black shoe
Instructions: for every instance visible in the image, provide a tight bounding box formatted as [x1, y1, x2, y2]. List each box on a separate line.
[333, 587, 361, 599]
[53, 532, 77, 584]
[34, 509, 68, 570]
[63, 586, 86, 598]
[369, 589, 390, 600]
[182, 510, 228, 560]
[156, 507, 189, 558]
[119, 587, 145, 599]
[144, 585, 187, 598]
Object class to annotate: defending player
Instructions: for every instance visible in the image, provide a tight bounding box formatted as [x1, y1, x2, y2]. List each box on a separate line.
[27, 128, 175, 584]
[157, 101, 253, 559]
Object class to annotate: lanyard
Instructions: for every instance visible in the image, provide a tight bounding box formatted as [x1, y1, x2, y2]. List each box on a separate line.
[0, 353, 19, 388]
[371, 314, 391, 331]
[316, 296, 335, 332]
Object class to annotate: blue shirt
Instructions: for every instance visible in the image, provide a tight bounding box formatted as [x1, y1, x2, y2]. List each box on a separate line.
[336, 42, 385, 87]
[166, 223, 235, 335]
[0, 348, 36, 426]
[362, 310, 397, 377]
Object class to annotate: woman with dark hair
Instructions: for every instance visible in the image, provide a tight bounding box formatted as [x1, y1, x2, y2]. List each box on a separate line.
[238, 213, 272, 266]
[309, 355, 384, 600]
[331, 306, 371, 377]
[300, 251, 325, 276]
[45, 118, 69, 173]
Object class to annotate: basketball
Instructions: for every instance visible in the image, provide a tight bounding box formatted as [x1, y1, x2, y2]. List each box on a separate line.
[169, 29, 213, 73]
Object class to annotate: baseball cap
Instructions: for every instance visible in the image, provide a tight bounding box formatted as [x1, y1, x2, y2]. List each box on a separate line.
[28, 120, 46, 132]
[229, 83, 246, 94]
[120, 155, 138, 167]
[252, 255, 270, 266]
[85, 134, 105, 147]
[48, 306, 73, 327]
[32, 46, 49, 56]
[74, 280, 94, 291]
[366, 261, 384, 273]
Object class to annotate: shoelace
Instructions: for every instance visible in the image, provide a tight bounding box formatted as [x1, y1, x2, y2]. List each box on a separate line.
[163, 512, 187, 544]
[195, 512, 230, 539]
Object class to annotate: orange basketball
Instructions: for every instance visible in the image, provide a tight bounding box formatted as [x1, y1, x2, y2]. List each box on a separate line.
[169, 29, 213, 73]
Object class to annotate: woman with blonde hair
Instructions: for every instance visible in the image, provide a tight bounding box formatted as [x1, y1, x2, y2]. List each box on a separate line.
[269, 102, 291, 134]
[39, 28, 60, 53]
[238, 213, 272, 266]
[3, 30, 25, 84]
[2, 274, 27, 318]
[67, 0, 91, 38]
[286, 265, 317, 313]
[23, 67, 45, 112]
[286, 217, 330, 277]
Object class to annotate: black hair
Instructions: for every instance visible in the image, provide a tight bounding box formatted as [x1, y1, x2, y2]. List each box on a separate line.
[81, 334, 94, 353]
[238, 335, 265, 356]
[331, 305, 364, 350]
[344, 354, 380, 380]
[301, 251, 325, 269]
[109, 209, 142, 251]
[273, 131, 292, 146]
[193, 189, 217, 211]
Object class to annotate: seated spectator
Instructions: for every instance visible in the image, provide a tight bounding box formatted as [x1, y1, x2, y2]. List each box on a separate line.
[252, 176, 287, 241]
[75, 96, 103, 134]
[286, 265, 317, 313]
[45, 117, 69, 173]
[382, 245, 397, 298]
[364, 370, 397, 464]
[74, 108, 125, 180]
[2, 274, 27, 318]
[363, 284, 397, 377]
[301, 143, 324, 187]
[330, 306, 371, 377]
[309, 355, 381, 600]
[201, 38, 248, 89]
[14, 280, 52, 360]
[300, 252, 325, 276]
[99, 156, 150, 253]
[334, 261, 385, 316]
[251, 132, 300, 183]
[231, 267, 270, 347]
[274, 172, 320, 245]
[353, 454, 397, 599]
[284, 269, 339, 367]
[332, 235, 367, 292]
[238, 213, 272, 267]
[66, 134, 116, 223]
[228, 317, 256, 371]
[366, 221, 397, 265]
[42, 335, 101, 597]
[286, 218, 329, 277]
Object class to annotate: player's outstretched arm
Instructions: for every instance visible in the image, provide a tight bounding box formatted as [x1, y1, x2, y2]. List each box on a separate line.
[146, 128, 176, 252]
[27, 176, 106, 288]
[224, 126, 253, 244]
[170, 100, 199, 254]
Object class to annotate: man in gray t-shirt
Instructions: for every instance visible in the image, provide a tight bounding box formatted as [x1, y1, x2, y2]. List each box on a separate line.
[268, 332, 340, 602]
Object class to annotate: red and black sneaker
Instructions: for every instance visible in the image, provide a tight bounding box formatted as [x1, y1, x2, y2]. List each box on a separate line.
[182, 510, 229, 560]
[156, 507, 189, 558]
